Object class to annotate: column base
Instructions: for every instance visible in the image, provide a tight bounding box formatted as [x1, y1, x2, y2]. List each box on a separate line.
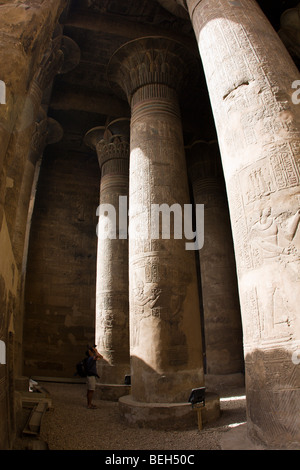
[95, 383, 131, 402]
[220, 423, 266, 450]
[118, 392, 220, 430]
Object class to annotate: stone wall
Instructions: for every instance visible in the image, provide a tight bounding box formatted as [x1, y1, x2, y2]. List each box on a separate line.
[23, 144, 99, 378]
[0, 0, 67, 449]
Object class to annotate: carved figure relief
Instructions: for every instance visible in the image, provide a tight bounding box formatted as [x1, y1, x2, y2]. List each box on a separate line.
[130, 255, 189, 350]
[250, 207, 300, 266]
[97, 299, 128, 355]
[249, 207, 300, 340]
[130, 275, 161, 348]
[133, 280, 162, 315]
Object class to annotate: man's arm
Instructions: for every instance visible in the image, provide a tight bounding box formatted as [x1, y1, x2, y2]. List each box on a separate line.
[92, 347, 103, 360]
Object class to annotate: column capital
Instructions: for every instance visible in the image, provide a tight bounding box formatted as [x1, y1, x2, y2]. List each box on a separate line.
[107, 36, 198, 104]
[29, 111, 63, 165]
[33, 32, 80, 92]
[84, 125, 107, 150]
[157, 0, 189, 19]
[279, 4, 300, 64]
[33, 37, 64, 92]
[157, 1, 208, 21]
[59, 36, 81, 74]
[84, 118, 130, 170]
[46, 118, 64, 146]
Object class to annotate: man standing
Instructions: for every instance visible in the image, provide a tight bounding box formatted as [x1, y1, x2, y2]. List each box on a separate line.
[86, 346, 102, 409]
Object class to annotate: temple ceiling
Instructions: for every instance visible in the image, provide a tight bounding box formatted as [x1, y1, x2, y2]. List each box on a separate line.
[47, 0, 299, 156]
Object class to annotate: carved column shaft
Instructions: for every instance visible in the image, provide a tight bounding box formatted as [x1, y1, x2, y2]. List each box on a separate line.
[85, 119, 130, 384]
[0, 0, 67, 447]
[184, 0, 300, 448]
[109, 37, 204, 404]
[187, 140, 244, 380]
[13, 114, 63, 271]
[10, 31, 75, 269]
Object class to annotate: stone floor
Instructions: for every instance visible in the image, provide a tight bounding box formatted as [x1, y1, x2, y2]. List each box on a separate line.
[12, 380, 268, 451]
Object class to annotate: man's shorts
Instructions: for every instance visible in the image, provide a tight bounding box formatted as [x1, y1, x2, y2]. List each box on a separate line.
[86, 375, 96, 391]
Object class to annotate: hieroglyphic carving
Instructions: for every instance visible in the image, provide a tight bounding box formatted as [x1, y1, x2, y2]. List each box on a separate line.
[183, 0, 300, 446]
[131, 255, 162, 325]
[238, 200, 300, 362]
[192, 0, 300, 164]
[269, 143, 300, 190]
[145, 259, 160, 283]
[230, 145, 300, 274]
[96, 291, 129, 355]
[130, 252, 189, 350]
[238, 160, 274, 207]
[229, 177, 253, 274]
[133, 280, 162, 314]
[85, 118, 130, 380]
[242, 287, 261, 349]
[231, 144, 300, 214]
[108, 36, 205, 402]
[240, 206, 300, 348]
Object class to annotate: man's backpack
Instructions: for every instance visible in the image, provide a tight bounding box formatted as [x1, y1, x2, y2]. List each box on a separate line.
[75, 357, 89, 378]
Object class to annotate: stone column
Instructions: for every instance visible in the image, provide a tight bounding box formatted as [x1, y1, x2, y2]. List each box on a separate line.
[13, 112, 63, 273]
[0, 0, 67, 229]
[160, 0, 300, 448]
[108, 37, 219, 428]
[186, 140, 244, 388]
[0, 0, 67, 449]
[10, 32, 79, 377]
[10, 32, 80, 268]
[84, 118, 131, 398]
